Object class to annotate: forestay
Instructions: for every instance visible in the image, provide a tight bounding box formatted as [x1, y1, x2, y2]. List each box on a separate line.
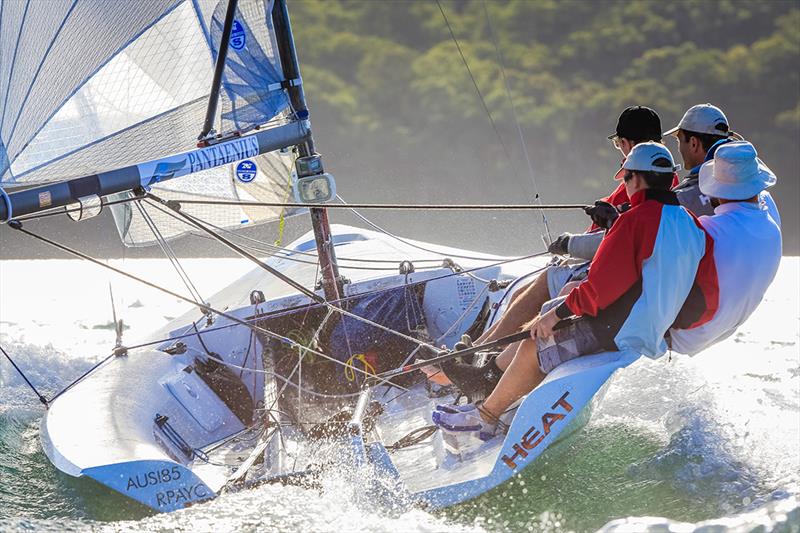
[0, 0, 303, 245]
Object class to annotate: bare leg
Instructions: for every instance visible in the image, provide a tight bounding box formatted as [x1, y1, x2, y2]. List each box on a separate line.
[494, 341, 521, 370]
[477, 270, 552, 344]
[481, 337, 545, 419]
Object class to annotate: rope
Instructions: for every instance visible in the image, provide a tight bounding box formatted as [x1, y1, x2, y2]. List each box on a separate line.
[435, 0, 512, 162]
[141, 198, 585, 211]
[482, 0, 553, 242]
[338, 195, 527, 262]
[187, 227, 443, 272]
[343, 353, 377, 384]
[135, 201, 206, 305]
[181, 211, 445, 265]
[48, 352, 117, 404]
[0, 343, 48, 406]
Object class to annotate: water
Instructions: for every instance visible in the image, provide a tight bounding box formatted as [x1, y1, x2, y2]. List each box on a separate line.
[1, 258, 798, 532]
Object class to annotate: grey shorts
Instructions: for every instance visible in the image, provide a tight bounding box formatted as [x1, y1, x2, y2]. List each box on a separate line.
[536, 297, 603, 374]
[546, 261, 590, 299]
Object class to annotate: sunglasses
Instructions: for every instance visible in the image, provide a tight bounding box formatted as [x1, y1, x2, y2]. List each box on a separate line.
[609, 135, 622, 150]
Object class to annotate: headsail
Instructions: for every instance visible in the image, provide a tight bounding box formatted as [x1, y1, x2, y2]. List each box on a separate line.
[0, 0, 304, 243]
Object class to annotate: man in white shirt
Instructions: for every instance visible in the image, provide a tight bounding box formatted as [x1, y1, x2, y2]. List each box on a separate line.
[669, 141, 782, 355]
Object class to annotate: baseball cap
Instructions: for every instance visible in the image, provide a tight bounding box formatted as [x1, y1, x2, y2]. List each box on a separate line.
[664, 103, 730, 137]
[614, 142, 680, 180]
[608, 106, 662, 142]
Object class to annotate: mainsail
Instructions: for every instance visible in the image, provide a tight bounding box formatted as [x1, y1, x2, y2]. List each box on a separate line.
[0, 0, 304, 245]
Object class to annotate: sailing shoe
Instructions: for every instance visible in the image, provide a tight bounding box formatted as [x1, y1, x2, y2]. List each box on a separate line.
[440, 356, 503, 402]
[432, 403, 496, 441]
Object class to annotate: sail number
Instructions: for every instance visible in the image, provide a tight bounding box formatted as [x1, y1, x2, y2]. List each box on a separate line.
[126, 467, 182, 491]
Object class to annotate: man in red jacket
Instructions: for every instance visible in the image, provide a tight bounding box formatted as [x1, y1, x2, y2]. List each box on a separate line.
[433, 143, 718, 439]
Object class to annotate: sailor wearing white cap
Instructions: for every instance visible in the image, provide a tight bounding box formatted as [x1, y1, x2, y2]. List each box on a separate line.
[669, 141, 782, 355]
[663, 103, 732, 138]
[665, 103, 735, 217]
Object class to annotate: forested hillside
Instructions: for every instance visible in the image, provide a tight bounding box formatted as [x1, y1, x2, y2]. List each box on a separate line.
[292, 0, 799, 251]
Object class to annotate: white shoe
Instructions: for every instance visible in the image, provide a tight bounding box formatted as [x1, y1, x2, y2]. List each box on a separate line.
[432, 403, 496, 441]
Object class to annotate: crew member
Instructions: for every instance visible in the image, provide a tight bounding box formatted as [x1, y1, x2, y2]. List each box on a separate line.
[668, 141, 781, 354]
[665, 103, 781, 226]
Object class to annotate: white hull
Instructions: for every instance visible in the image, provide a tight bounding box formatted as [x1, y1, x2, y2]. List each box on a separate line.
[40, 225, 639, 512]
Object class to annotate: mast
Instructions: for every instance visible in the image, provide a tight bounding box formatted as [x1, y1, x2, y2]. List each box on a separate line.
[272, 0, 343, 302]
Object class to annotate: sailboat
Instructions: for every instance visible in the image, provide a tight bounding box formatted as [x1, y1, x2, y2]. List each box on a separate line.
[0, 0, 640, 513]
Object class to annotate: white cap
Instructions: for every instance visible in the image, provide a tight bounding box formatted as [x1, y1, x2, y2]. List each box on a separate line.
[699, 141, 776, 200]
[614, 142, 680, 180]
[664, 103, 730, 137]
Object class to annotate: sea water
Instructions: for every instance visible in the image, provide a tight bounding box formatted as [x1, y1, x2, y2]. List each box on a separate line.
[1, 258, 798, 532]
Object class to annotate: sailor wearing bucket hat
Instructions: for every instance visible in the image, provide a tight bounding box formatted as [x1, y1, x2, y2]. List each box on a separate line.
[669, 141, 782, 355]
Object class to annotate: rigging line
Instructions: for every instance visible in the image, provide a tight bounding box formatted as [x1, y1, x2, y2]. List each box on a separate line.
[144, 196, 441, 352]
[161, 198, 585, 211]
[189, 232, 441, 272]
[0, 343, 48, 406]
[181, 214, 445, 265]
[435, 0, 512, 162]
[145, 197, 324, 304]
[338, 194, 517, 262]
[267, 309, 337, 414]
[135, 201, 205, 304]
[6, 221, 403, 388]
[482, 0, 552, 242]
[181, 217, 444, 269]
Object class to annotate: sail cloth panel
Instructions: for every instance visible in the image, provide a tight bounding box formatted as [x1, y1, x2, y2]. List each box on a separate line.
[0, 0, 302, 246]
[0, 0, 183, 181]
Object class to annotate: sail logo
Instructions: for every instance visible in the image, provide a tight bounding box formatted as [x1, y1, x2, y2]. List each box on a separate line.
[500, 391, 573, 470]
[188, 136, 259, 175]
[230, 20, 246, 50]
[152, 160, 187, 183]
[236, 159, 257, 183]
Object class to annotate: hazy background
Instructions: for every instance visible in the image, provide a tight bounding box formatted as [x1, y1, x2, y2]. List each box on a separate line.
[1, 0, 797, 259]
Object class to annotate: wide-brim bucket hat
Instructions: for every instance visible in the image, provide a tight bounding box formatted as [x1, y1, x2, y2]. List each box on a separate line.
[699, 141, 776, 200]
